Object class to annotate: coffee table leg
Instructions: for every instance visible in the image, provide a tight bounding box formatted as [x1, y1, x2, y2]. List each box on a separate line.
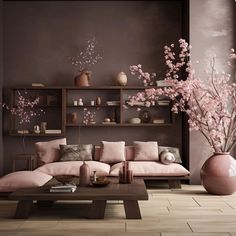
[123, 200, 142, 219]
[15, 200, 33, 219]
[89, 200, 107, 219]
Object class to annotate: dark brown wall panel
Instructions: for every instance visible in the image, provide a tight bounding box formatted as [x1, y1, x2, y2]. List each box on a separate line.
[3, 1, 187, 174]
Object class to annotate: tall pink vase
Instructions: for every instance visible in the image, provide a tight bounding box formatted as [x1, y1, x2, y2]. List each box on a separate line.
[79, 162, 90, 187]
[200, 152, 236, 195]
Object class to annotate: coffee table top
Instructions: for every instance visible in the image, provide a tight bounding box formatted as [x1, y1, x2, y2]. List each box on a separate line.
[10, 178, 148, 201]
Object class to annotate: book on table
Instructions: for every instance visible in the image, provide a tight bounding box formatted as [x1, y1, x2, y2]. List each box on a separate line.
[50, 183, 77, 193]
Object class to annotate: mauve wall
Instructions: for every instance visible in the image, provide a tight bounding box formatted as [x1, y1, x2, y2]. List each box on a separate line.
[0, 0, 3, 176]
[2, 1, 185, 174]
[189, 0, 235, 184]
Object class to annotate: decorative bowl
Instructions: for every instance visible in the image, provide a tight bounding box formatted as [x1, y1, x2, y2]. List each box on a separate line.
[92, 179, 110, 187]
[54, 175, 75, 184]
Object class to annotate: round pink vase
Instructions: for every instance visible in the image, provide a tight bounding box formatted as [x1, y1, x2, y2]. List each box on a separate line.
[200, 152, 236, 195]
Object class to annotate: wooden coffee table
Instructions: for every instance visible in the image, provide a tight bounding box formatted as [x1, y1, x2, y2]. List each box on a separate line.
[10, 178, 148, 219]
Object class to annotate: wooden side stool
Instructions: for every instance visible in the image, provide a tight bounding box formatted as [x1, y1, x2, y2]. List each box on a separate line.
[12, 154, 37, 172]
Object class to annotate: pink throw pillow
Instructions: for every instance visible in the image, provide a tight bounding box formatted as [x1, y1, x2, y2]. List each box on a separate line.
[100, 141, 126, 164]
[35, 138, 67, 165]
[134, 141, 159, 161]
[0, 171, 52, 192]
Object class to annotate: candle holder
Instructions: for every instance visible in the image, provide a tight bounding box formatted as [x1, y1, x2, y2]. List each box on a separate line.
[119, 161, 133, 184]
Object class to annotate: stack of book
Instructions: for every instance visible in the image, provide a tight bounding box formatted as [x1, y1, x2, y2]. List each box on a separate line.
[157, 100, 170, 106]
[106, 101, 120, 106]
[153, 118, 165, 124]
[49, 184, 77, 193]
[45, 129, 62, 134]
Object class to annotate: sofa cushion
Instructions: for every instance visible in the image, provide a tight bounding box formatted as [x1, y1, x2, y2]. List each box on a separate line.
[0, 171, 52, 192]
[59, 144, 93, 161]
[159, 146, 182, 163]
[134, 141, 159, 161]
[109, 161, 189, 177]
[100, 141, 126, 164]
[35, 138, 67, 165]
[94, 145, 135, 161]
[36, 161, 110, 176]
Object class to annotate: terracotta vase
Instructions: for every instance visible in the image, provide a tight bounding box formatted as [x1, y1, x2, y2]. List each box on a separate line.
[71, 112, 78, 124]
[79, 161, 90, 186]
[200, 152, 236, 195]
[74, 70, 92, 87]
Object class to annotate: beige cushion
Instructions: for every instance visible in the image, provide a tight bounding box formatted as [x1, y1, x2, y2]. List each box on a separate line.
[159, 146, 182, 163]
[134, 141, 159, 161]
[0, 171, 52, 192]
[109, 161, 189, 177]
[100, 141, 126, 164]
[159, 151, 175, 165]
[36, 160, 110, 176]
[35, 138, 67, 165]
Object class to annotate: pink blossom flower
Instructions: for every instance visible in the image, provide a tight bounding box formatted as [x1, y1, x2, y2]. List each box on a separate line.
[129, 39, 236, 153]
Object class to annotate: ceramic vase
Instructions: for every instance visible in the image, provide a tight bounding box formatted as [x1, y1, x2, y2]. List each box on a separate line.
[200, 152, 236, 195]
[74, 70, 92, 87]
[116, 72, 127, 86]
[79, 161, 90, 186]
[71, 112, 78, 124]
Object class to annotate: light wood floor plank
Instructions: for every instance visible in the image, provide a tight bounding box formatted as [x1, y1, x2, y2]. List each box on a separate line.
[162, 233, 230, 236]
[0, 185, 236, 234]
[189, 221, 236, 233]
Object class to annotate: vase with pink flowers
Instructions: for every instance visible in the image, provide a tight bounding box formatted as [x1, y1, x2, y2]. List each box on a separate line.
[70, 37, 102, 87]
[129, 39, 236, 195]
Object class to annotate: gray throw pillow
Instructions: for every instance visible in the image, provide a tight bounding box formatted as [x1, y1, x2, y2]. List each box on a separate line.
[158, 146, 182, 163]
[59, 144, 93, 161]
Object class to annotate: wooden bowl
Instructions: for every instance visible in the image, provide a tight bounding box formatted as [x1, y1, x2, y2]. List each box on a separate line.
[54, 175, 75, 184]
[92, 179, 110, 187]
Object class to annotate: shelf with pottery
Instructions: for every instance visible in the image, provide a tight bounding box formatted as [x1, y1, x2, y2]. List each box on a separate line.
[8, 87, 65, 137]
[8, 85, 174, 136]
[65, 123, 173, 127]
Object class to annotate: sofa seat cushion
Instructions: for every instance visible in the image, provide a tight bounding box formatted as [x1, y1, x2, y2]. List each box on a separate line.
[0, 171, 52, 192]
[109, 161, 190, 177]
[36, 161, 110, 177]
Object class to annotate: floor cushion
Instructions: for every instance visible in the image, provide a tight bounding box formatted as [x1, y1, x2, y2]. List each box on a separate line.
[36, 161, 111, 177]
[0, 171, 52, 192]
[109, 161, 190, 177]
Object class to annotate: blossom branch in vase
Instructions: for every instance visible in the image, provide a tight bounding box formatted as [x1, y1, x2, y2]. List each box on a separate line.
[70, 37, 102, 86]
[2, 91, 44, 153]
[82, 108, 96, 125]
[129, 39, 236, 153]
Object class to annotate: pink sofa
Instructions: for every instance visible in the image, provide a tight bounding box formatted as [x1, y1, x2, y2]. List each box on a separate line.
[35, 145, 190, 189]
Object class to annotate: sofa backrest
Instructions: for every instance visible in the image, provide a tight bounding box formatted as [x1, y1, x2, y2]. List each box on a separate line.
[94, 146, 135, 161]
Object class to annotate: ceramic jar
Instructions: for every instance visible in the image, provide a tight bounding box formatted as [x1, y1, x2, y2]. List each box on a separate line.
[96, 97, 101, 105]
[200, 152, 236, 195]
[71, 112, 78, 124]
[79, 162, 90, 186]
[74, 70, 92, 87]
[116, 72, 127, 86]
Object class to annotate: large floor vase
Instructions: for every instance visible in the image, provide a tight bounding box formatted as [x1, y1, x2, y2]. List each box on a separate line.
[200, 152, 236, 195]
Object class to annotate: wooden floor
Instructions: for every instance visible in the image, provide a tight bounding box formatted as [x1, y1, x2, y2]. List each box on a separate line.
[1, 184, 236, 236]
